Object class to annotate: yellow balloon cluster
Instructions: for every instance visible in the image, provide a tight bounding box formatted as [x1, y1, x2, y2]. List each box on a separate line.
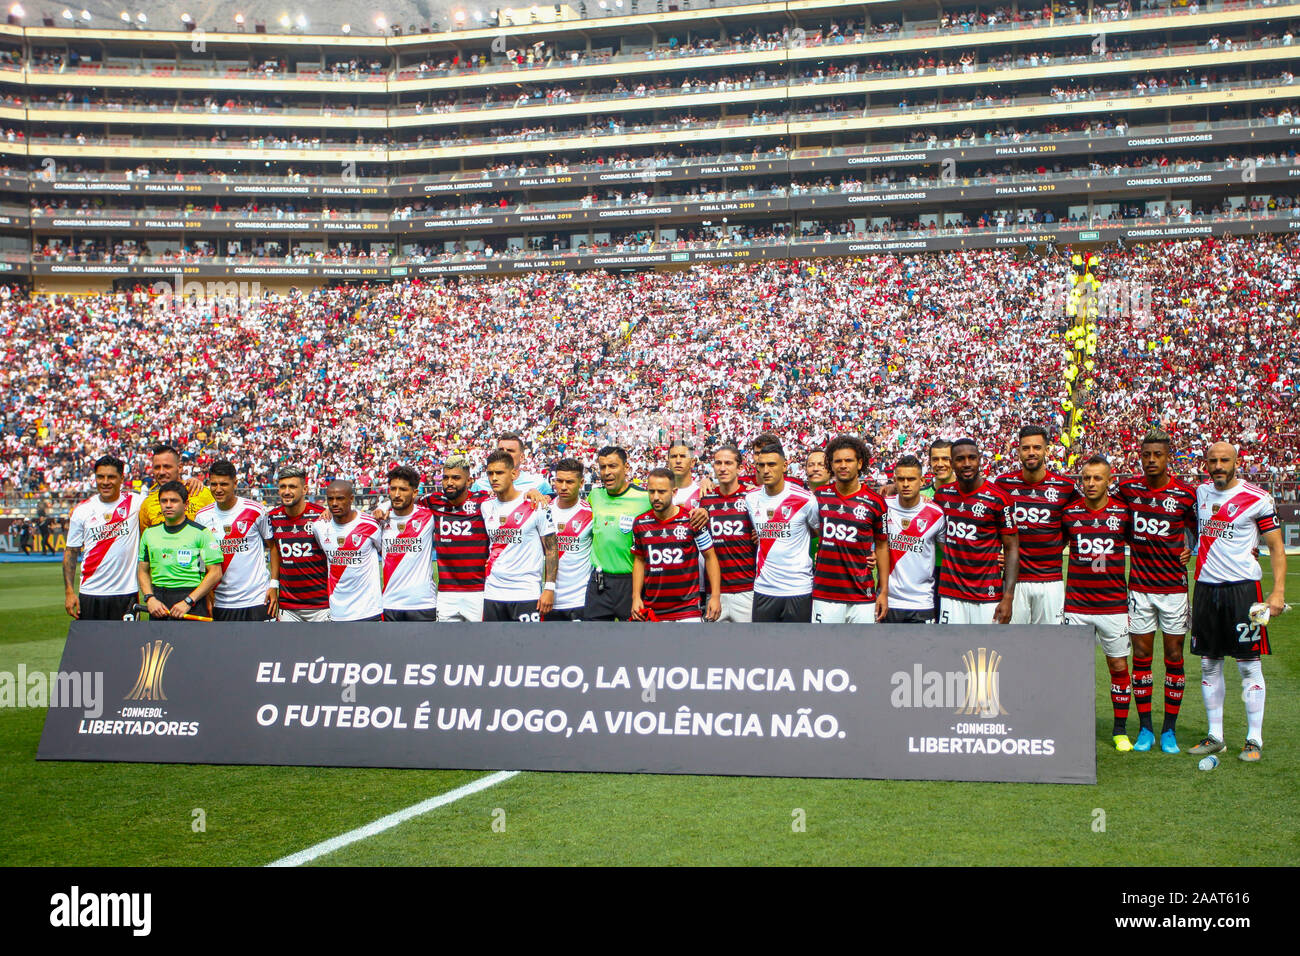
[1061, 256, 1103, 453]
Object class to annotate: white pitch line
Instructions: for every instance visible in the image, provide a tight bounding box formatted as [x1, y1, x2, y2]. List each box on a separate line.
[267, 770, 520, 867]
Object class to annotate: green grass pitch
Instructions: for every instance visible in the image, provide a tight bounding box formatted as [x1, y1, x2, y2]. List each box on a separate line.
[0, 562, 1295, 866]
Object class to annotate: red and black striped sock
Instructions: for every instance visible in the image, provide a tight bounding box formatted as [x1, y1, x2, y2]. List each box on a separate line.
[1161, 657, 1185, 733]
[1131, 656, 1154, 730]
[1111, 665, 1131, 737]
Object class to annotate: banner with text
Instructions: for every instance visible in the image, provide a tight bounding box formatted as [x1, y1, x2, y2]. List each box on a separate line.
[37, 622, 1095, 784]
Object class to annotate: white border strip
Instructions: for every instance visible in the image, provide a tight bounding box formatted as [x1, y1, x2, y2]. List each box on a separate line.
[267, 770, 520, 867]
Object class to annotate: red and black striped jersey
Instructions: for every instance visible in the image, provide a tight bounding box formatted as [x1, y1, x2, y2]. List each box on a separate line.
[934, 479, 1017, 604]
[812, 485, 887, 603]
[424, 489, 491, 593]
[1063, 498, 1130, 616]
[632, 508, 715, 621]
[1114, 475, 1196, 594]
[700, 487, 756, 594]
[267, 501, 328, 610]
[993, 471, 1080, 582]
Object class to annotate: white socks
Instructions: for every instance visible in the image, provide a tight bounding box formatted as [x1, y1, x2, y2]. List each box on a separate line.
[1201, 657, 1265, 745]
[1200, 657, 1225, 741]
[1238, 659, 1265, 746]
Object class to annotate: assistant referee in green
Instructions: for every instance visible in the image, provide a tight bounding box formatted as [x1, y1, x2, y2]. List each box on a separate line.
[137, 481, 223, 621]
[584, 446, 651, 621]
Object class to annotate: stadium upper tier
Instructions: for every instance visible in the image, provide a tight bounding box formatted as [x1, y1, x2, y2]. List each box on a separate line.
[1, 0, 1299, 284]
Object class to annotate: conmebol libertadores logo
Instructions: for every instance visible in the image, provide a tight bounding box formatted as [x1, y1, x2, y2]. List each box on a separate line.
[893, 648, 1058, 758]
[890, 647, 1007, 716]
[125, 640, 173, 702]
[78, 639, 199, 737]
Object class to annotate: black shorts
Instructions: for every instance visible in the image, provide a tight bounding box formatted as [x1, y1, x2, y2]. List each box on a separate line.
[213, 604, 270, 623]
[150, 587, 205, 622]
[80, 592, 139, 621]
[583, 571, 633, 621]
[545, 607, 584, 622]
[483, 599, 543, 623]
[752, 593, 813, 624]
[384, 608, 439, 623]
[1191, 580, 1270, 659]
[884, 608, 935, 624]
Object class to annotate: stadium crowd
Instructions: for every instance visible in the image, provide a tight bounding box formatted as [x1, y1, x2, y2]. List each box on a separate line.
[0, 237, 1296, 500]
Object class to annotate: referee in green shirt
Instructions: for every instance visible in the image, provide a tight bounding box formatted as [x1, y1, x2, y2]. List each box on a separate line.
[584, 446, 651, 621]
[137, 481, 223, 621]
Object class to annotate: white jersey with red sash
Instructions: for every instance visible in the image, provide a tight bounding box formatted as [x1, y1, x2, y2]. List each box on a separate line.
[197, 497, 272, 608]
[1195, 481, 1279, 585]
[745, 484, 820, 598]
[673, 483, 702, 510]
[381, 506, 438, 611]
[67, 492, 143, 596]
[482, 494, 557, 602]
[312, 513, 384, 621]
[550, 500, 594, 611]
[885, 496, 946, 611]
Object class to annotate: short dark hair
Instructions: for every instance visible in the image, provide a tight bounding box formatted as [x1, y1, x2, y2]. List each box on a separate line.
[751, 431, 781, 450]
[951, 438, 979, 454]
[1081, 454, 1111, 470]
[158, 479, 188, 503]
[754, 441, 785, 460]
[668, 439, 694, 455]
[597, 445, 628, 464]
[485, 450, 516, 471]
[928, 439, 953, 456]
[278, 465, 307, 481]
[387, 465, 421, 489]
[497, 431, 526, 451]
[151, 444, 179, 460]
[1141, 429, 1172, 450]
[93, 455, 124, 476]
[894, 454, 924, 473]
[208, 459, 237, 479]
[554, 457, 584, 477]
[1018, 425, 1049, 442]
[646, 467, 675, 485]
[713, 444, 742, 464]
[825, 434, 870, 471]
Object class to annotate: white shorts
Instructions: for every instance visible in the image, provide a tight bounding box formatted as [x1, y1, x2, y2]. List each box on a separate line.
[812, 599, 877, 624]
[671, 617, 703, 624]
[1127, 591, 1189, 636]
[939, 599, 997, 625]
[1011, 580, 1065, 625]
[715, 591, 753, 623]
[1066, 612, 1131, 658]
[438, 591, 484, 623]
[279, 607, 331, 623]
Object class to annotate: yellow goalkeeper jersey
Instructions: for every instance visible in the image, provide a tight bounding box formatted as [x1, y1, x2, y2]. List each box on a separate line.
[139, 483, 215, 529]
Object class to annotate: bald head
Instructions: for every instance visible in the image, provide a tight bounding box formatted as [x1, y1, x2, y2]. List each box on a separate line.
[1207, 442, 1237, 461]
[1206, 442, 1239, 490]
[325, 479, 356, 522]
